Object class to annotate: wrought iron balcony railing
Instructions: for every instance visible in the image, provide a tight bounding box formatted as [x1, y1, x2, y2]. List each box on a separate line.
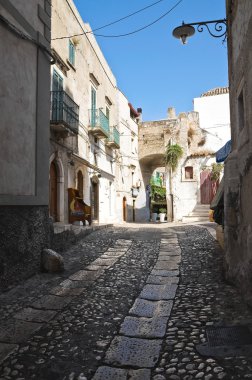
[50, 91, 79, 133]
[106, 126, 120, 149]
[89, 109, 110, 138]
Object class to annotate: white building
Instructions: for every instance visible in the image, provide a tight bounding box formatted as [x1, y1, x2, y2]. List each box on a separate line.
[194, 87, 231, 152]
[115, 90, 143, 223]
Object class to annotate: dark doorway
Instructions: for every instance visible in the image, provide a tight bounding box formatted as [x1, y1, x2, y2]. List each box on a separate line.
[50, 161, 58, 221]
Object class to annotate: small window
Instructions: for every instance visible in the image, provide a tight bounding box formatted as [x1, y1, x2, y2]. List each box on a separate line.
[69, 40, 75, 66]
[185, 166, 193, 179]
[106, 106, 110, 121]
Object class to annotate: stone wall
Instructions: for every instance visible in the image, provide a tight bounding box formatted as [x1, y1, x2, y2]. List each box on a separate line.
[224, 0, 252, 305]
[0, 206, 50, 291]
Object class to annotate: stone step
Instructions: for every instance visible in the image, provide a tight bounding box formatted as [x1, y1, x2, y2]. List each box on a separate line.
[182, 216, 210, 223]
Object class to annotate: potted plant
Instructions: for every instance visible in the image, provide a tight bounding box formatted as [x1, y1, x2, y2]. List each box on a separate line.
[159, 208, 167, 223]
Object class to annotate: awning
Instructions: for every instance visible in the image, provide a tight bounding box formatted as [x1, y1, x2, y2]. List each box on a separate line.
[216, 140, 231, 163]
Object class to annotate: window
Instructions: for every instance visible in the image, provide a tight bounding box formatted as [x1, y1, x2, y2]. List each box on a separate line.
[185, 166, 193, 179]
[106, 106, 110, 121]
[69, 40, 75, 66]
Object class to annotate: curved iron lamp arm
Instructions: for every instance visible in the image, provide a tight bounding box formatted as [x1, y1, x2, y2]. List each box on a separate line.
[193, 19, 227, 38]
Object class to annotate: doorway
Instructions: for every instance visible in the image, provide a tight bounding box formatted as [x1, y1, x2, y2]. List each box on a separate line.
[50, 161, 58, 221]
[91, 178, 99, 221]
[123, 197, 127, 222]
[77, 170, 83, 198]
[200, 170, 218, 204]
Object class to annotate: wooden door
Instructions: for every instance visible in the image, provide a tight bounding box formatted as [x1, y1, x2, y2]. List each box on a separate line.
[50, 161, 58, 221]
[200, 170, 218, 204]
[123, 197, 127, 221]
[91, 182, 99, 220]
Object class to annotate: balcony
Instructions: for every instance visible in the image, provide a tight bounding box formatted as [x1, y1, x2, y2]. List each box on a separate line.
[106, 127, 120, 149]
[89, 109, 110, 138]
[50, 91, 79, 135]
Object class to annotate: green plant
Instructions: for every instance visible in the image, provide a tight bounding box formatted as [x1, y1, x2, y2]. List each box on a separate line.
[159, 208, 167, 214]
[210, 163, 224, 181]
[150, 185, 166, 201]
[164, 144, 183, 170]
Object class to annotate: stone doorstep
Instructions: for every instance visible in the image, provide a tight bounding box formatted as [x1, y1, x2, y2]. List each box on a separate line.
[104, 336, 162, 368]
[92, 367, 151, 380]
[129, 298, 173, 318]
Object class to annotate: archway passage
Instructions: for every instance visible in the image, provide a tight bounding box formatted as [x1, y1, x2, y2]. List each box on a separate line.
[77, 170, 83, 198]
[123, 197, 127, 221]
[50, 161, 58, 221]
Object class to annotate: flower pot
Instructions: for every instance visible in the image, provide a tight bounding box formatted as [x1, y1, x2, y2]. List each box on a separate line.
[151, 212, 158, 222]
[159, 213, 166, 223]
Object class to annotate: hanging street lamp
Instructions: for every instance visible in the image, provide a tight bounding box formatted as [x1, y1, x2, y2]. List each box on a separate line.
[172, 19, 227, 44]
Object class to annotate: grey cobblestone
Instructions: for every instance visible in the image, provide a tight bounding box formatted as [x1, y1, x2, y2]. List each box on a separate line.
[1, 224, 252, 379]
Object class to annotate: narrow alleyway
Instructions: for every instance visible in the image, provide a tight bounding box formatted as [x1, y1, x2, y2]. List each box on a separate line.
[0, 224, 252, 380]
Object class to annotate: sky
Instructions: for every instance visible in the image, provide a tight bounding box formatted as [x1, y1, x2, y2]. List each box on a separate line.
[73, 0, 228, 121]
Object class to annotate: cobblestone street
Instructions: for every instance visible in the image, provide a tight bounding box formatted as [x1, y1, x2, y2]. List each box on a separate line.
[1, 224, 252, 380]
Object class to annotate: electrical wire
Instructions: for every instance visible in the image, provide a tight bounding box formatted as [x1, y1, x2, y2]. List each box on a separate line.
[52, 0, 183, 40]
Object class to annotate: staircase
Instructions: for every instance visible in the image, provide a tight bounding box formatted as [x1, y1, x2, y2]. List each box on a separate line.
[182, 204, 210, 223]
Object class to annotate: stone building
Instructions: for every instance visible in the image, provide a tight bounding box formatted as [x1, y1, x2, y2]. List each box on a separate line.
[0, 0, 51, 288]
[138, 108, 215, 222]
[115, 90, 143, 223]
[224, 0, 252, 304]
[50, 0, 120, 227]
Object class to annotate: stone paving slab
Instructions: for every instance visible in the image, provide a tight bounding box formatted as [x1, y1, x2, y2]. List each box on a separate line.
[102, 252, 125, 257]
[30, 295, 72, 310]
[85, 264, 108, 271]
[140, 284, 177, 301]
[151, 269, 179, 277]
[104, 336, 162, 368]
[59, 278, 93, 289]
[92, 366, 127, 380]
[49, 286, 85, 296]
[106, 248, 128, 252]
[92, 366, 151, 380]
[13, 307, 57, 323]
[159, 250, 181, 256]
[120, 316, 168, 338]
[146, 275, 179, 285]
[92, 258, 118, 266]
[154, 261, 179, 270]
[0, 343, 18, 364]
[69, 270, 101, 281]
[0, 320, 42, 344]
[129, 298, 173, 318]
[156, 256, 180, 262]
